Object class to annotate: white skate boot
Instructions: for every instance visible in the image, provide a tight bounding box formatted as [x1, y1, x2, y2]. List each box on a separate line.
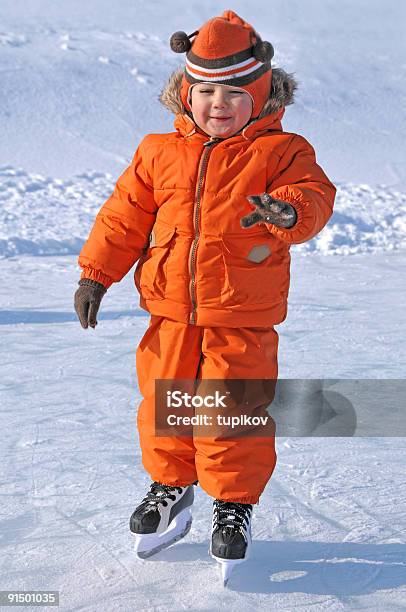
[130, 481, 195, 559]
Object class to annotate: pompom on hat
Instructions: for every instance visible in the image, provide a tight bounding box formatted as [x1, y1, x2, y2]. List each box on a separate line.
[170, 10, 274, 119]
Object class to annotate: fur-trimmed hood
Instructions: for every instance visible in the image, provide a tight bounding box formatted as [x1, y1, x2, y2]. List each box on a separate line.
[159, 66, 298, 128]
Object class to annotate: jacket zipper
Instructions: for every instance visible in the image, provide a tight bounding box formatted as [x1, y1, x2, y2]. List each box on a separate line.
[188, 137, 220, 324]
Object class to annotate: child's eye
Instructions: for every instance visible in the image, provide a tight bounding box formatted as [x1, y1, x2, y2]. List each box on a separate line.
[200, 89, 242, 96]
[198, 89, 242, 95]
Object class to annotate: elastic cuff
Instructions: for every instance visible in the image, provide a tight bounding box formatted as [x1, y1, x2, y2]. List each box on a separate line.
[154, 479, 198, 488]
[214, 494, 261, 504]
[80, 268, 114, 289]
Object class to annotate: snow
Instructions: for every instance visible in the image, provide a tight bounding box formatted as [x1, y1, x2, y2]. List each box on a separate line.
[1, 166, 406, 258]
[0, 0, 405, 610]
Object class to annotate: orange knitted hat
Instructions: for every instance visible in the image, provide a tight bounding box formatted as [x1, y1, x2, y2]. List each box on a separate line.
[170, 10, 274, 119]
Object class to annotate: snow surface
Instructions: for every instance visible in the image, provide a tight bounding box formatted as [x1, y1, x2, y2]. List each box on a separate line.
[0, 0, 405, 610]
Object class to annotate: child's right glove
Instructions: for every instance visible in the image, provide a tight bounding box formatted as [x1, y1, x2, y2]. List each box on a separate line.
[74, 279, 107, 329]
[240, 193, 297, 229]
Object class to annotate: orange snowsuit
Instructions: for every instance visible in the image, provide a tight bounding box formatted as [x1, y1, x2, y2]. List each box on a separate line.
[78, 68, 336, 503]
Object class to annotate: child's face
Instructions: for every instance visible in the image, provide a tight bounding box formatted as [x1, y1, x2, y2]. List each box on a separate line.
[189, 83, 253, 138]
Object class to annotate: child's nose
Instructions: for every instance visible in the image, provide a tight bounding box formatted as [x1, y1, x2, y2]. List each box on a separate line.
[212, 93, 228, 107]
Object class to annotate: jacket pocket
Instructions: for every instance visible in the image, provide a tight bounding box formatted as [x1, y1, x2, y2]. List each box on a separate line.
[220, 233, 282, 305]
[137, 224, 176, 300]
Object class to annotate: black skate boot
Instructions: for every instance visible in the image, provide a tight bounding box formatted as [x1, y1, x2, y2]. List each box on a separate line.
[130, 481, 195, 558]
[210, 499, 253, 585]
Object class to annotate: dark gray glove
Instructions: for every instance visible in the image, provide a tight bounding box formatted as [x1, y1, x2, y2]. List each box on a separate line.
[241, 193, 297, 229]
[74, 279, 107, 329]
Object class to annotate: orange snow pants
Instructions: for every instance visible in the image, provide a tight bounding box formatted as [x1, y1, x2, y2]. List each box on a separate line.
[136, 315, 279, 504]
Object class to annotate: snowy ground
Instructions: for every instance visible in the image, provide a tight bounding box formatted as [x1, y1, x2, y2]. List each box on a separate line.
[1, 0, 405, 186]
[1, 252, 405, 611]
[1, 0, 405, 610]
[1, 167, 406, 258]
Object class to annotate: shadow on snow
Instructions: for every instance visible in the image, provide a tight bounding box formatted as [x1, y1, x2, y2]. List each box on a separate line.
[0, 308, 147, 324]
[146, 540, 406, 596]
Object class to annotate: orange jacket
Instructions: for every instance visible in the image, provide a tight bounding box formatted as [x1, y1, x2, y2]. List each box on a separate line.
[78, 68, 336, 327]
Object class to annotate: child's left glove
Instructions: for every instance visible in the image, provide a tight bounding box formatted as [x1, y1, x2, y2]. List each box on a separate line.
[240, 193, 297, 229]
[74, 279, 107, 329]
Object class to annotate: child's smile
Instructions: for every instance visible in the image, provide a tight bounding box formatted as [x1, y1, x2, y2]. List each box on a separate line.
[189, 83, 253, 138]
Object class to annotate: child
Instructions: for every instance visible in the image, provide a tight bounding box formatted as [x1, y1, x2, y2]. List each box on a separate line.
[74, 10, 336, 580]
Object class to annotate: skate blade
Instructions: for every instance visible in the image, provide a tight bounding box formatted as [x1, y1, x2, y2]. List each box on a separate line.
[133, 507, 192, 559]
[212, 555, 246, 587]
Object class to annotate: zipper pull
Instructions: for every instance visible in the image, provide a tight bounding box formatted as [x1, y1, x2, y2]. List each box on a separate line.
[204, 137, 222, 147]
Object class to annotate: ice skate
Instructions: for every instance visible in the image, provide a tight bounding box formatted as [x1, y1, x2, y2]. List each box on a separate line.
[130, 481, 195, 559]
[209, 499, 253, 586]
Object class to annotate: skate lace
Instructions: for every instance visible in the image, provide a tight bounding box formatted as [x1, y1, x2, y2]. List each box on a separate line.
[213, 500, 252, 536]
[140, 482, 183, 510]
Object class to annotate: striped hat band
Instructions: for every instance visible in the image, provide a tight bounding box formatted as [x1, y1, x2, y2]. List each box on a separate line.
[185, 47, 271, 87]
